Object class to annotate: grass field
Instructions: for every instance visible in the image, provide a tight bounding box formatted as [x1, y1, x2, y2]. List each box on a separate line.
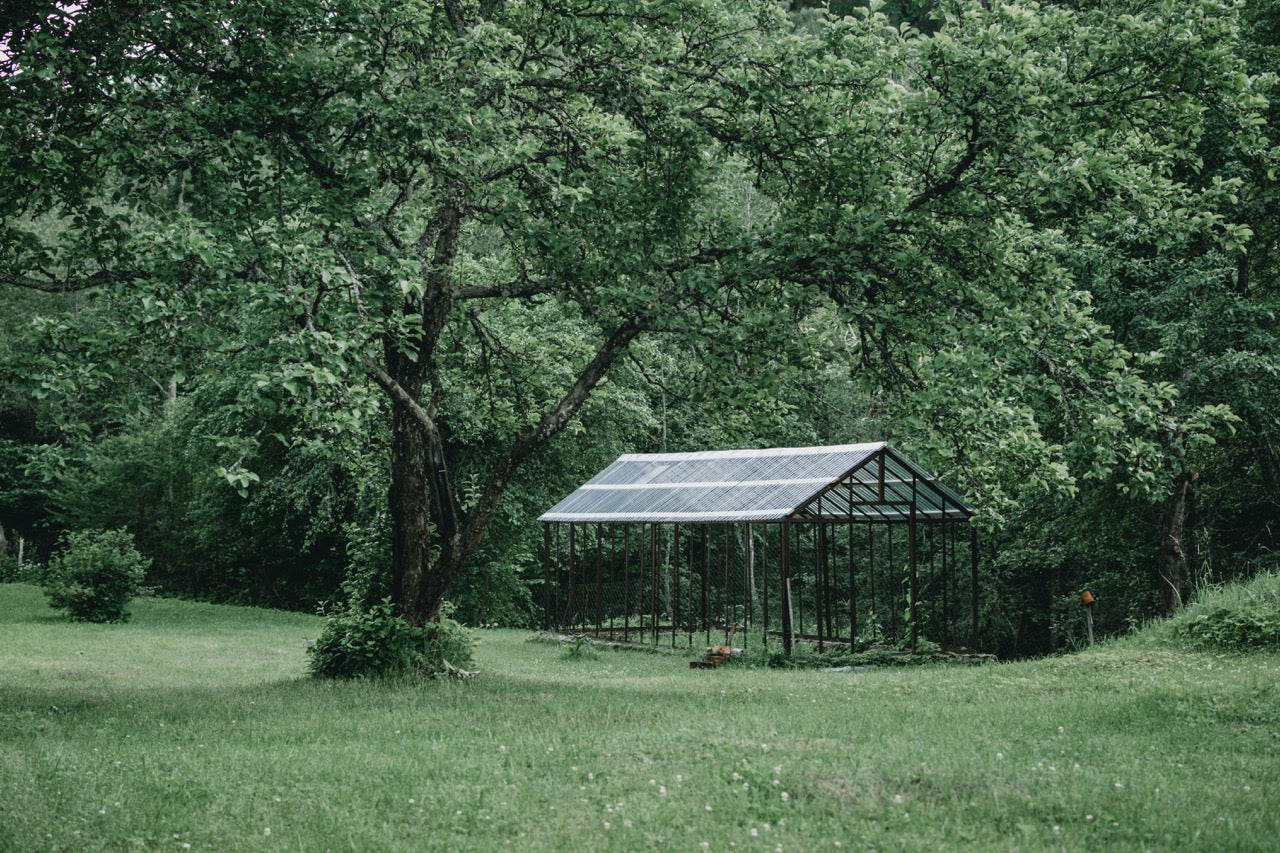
[2, 582, 1278, 851]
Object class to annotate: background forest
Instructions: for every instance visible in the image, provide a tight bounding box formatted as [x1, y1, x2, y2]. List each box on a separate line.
[2, 0, 1278, 658]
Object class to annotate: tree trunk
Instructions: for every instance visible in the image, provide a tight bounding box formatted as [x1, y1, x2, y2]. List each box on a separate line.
[1157, 471, 1192, 616]
[385, 343, 434, 625]
[371, 313, 643, 627]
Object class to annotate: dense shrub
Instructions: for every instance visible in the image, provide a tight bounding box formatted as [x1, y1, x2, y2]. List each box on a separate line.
[1173, 573, 1280, 652]
[42, 528, 149, 622]
[307, 598, 475, 679]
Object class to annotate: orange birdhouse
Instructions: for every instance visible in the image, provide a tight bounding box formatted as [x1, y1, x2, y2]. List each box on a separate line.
[1080, 590, 1095, 606]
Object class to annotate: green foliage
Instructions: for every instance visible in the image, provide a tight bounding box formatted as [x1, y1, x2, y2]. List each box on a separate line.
[3, 0, 1278, 654]
[307, 598, 474, 679]
[421, 602, 478, 677]
[42, 528, 149, 622]
[1170, 573, 1280, 652]
[559, 633, 598, 660]
[0, 556, 44, 585]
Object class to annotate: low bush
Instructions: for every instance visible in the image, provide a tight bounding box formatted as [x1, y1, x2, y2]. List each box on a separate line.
[307, 598, 475, 679]
[1172, 572, 1280, 652]
[42, 528, 149, 623]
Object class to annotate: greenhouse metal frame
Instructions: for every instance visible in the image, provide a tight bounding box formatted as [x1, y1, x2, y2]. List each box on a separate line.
[539, 443, 977, 654]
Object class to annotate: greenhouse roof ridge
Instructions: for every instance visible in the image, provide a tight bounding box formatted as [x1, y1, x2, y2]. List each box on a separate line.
[614, 442, 886, 462]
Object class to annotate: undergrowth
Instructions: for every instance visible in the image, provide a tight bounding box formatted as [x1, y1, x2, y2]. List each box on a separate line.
[1162, 572, 1280, 652]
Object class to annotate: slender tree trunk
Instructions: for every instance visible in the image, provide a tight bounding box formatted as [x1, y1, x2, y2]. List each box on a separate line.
[1157, 471, 1192, 616]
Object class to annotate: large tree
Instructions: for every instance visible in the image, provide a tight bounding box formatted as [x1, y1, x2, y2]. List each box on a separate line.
[2, 0, 1263, 625]
[3, 0, 807, 623]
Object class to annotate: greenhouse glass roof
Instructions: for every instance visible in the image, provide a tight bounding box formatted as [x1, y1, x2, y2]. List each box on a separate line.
[539, 442, 972, 524]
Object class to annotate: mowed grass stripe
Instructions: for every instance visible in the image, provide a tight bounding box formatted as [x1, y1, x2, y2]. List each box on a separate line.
[2, 583, 1277, 851]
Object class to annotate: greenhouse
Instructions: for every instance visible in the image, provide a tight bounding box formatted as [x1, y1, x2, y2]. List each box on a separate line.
[539, 442, 977, 654]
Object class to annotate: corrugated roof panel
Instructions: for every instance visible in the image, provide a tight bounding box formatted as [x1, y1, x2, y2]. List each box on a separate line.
[540, 443, 971, 523]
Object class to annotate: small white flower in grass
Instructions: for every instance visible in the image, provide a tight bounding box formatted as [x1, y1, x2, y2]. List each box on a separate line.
[903, 813, 910, 822]
[742, 783, 750, 791]
[588, 773, 594, 781]
[182, 845, 190, 850]
[773, 766, 781, 775]
[778, 819, 787, 827]
[1114, 782, 1123, 789]
[659, 786, 667, 796]
[1244, 786, 1251, 792]
[623, 820, 633, 828]
[262, 828, 271, 837]
[408, 799, 415, 804]
[1085, 815, 1094, 822]
[772, 780, 780, 786]
[700, 843, 710, 850]
[750, 828, 759, 837]
[1058, 726, 1065, 734]
[761, 743, 770, 752]
[780, 791, 789, 803]
[1053, 825, 1061, 836]
[996, 752, 1004, 760]
[173, 835, 181, 840]
[455, 810, 463, 817]
[834, 842, 841, 848]
[705, 805, 713, 812]
[649, 779, 656, 786]
[732, 772, 742, 781]
[603, 821, 611, 830]
[892, 794, 903, 804]
[99, 809, 107, 815]
[675, 774, 683, 783]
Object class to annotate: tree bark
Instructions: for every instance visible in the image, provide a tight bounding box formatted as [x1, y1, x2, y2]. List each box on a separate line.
[385, 341, 435, 624]
[1157, 471, 1192, 616]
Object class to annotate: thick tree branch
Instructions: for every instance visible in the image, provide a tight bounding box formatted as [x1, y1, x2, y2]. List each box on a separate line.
[363, 356, 440, 441]
[454, 315, 648, 569]
[451, 276, 556, 301]
[0, 269, 144, 293]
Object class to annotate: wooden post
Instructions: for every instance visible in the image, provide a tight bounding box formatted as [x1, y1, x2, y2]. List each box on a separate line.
[1082, 590, 1096, 646]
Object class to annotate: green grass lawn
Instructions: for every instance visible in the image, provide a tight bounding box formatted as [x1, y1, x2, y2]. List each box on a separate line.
[2, 583, 1278, 851]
